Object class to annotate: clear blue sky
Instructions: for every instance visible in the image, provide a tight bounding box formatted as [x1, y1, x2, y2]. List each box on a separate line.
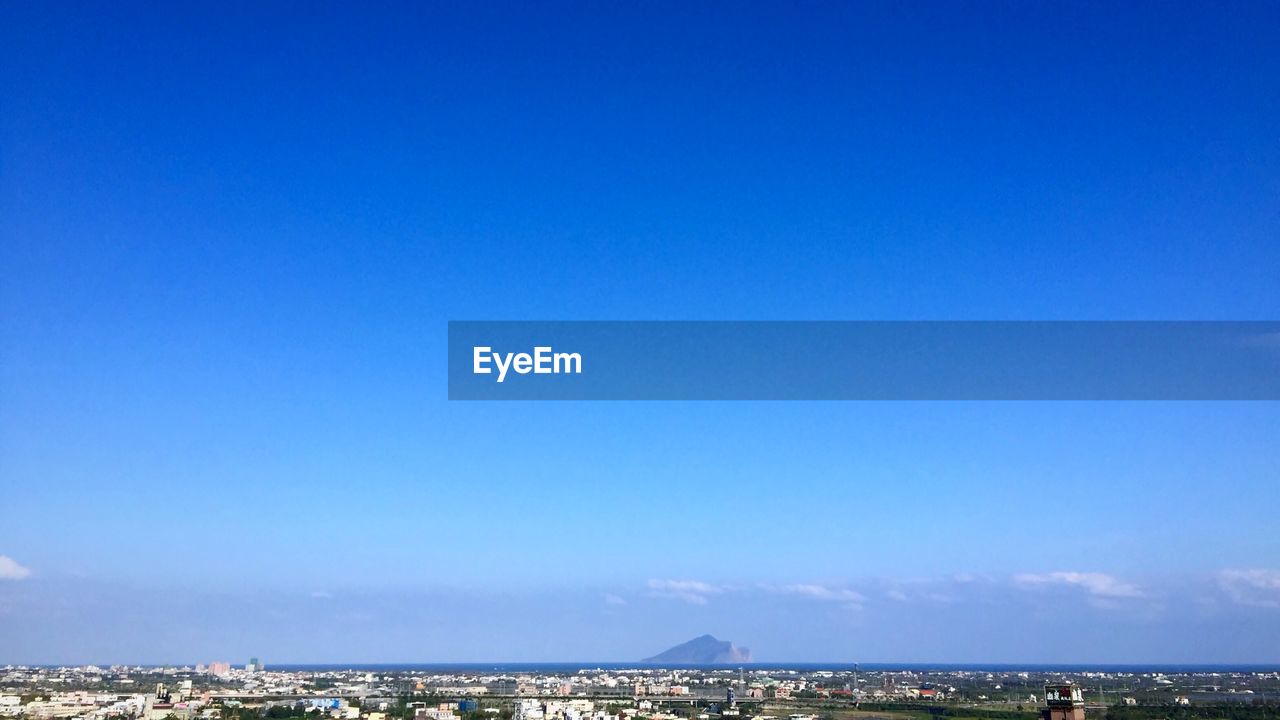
[2, 1, 1279, 664]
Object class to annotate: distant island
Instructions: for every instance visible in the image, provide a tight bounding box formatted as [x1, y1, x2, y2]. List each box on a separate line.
[642, 634, 752, 664]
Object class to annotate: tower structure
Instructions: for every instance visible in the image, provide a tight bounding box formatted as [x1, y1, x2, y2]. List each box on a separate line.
[1044, 684, 1086, 720]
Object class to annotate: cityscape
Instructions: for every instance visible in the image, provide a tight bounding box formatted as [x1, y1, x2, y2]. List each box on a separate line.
[5, 661, 1279, 720]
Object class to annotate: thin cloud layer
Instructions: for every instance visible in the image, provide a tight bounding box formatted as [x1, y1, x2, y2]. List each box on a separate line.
[4, 570, 1280, 663]
[647, 579, 723, 605]
[777, 584, 864, 612]
[774, 584, 865, 603]
[1218, 569, 1280, 608]
[0, 556, 31, 581]
[1014, 571, 1143, 598]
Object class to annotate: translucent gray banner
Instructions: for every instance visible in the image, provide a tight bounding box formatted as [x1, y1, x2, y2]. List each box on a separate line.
[448, 321, 1280, 400]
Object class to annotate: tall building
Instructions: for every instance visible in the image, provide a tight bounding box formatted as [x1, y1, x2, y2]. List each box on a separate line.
[1044, 684, 1086, 720]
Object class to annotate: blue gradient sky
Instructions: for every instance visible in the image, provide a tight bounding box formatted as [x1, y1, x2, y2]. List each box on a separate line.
[2, 1, 1279, 664]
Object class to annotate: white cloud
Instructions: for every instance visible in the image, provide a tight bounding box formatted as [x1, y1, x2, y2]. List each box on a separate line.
[758, 583, 864, 612]
[647, 579, 723, 605]
[884, 587, 954, 604]
[1218, 569, 1280, 608]
[603, 593, 627, 606]
[1013, 571, 1142, 598]
[876, 577, 965, 604]
[0, 556, 31, 581]
[776, 583, 865, 603]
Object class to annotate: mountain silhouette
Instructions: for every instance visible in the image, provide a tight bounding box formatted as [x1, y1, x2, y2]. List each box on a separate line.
[642, 634, 752, 664]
